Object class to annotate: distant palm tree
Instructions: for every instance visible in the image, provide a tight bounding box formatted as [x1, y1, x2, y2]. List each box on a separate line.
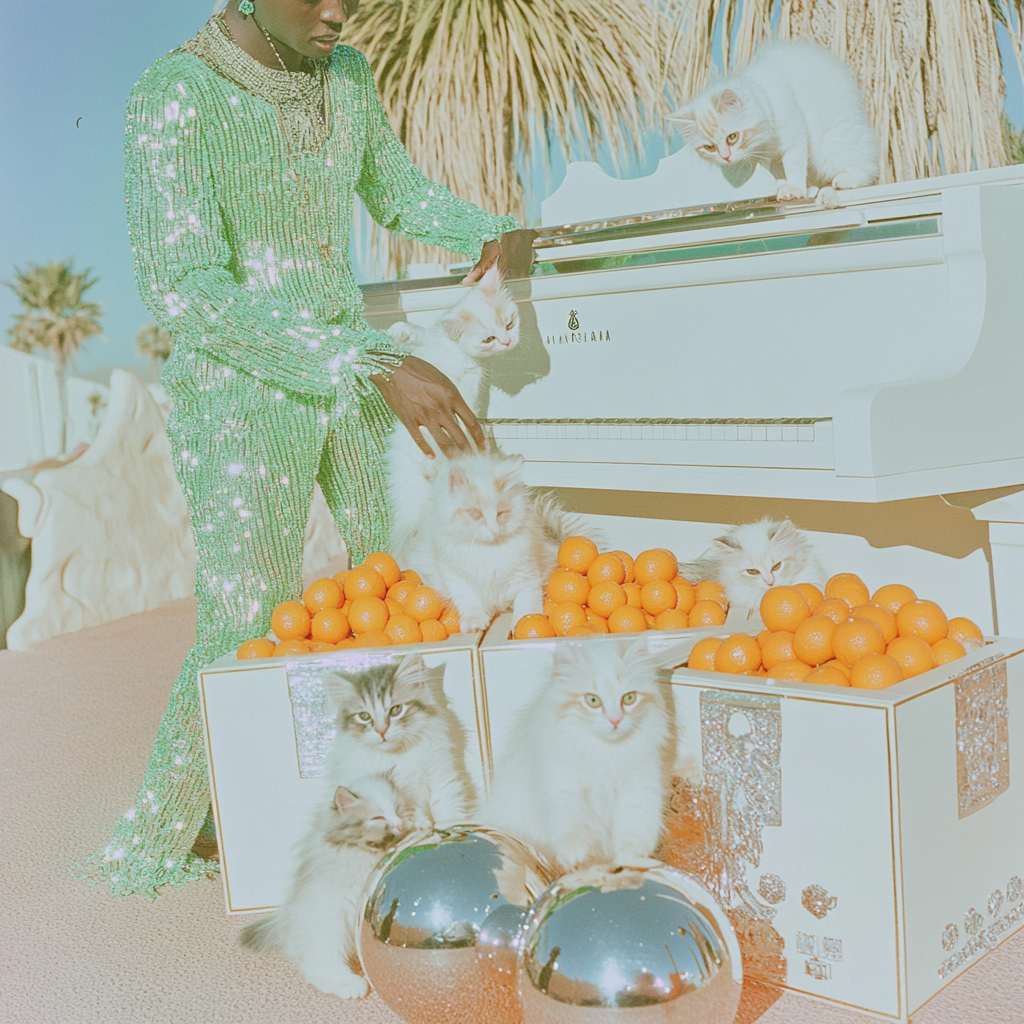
[343, 0, 682, 275]
[5, 260, 103, 454]
[991, 1, 1024, 97]
[136, 322, 173, 379]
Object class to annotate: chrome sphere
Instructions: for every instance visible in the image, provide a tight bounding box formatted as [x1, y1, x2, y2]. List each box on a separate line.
[518, 863, 742, 1023]
[359, 825, 554, 1024]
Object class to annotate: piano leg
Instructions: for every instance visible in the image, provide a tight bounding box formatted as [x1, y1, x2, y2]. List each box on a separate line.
[971, 491, 1024, 638]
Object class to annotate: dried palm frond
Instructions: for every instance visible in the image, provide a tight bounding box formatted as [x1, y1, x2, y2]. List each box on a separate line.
[991, 0, 1024, 97]
[343, 0, 684, 276]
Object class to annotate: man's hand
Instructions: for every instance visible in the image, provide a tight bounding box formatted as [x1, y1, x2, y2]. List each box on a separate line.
[371, 355, 486, 458]
[462, 240, 501, 285]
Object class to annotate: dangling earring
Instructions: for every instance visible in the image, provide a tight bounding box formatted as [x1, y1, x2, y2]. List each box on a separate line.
[238, 0, 255, 14]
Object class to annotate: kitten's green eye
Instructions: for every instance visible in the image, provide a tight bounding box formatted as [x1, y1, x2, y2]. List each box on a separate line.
[389, 704, 404, 718]
[703, 144, 716, 152]
[622, 692, 638, 706]
[727, 132, 739, 144]
[468, 508, 484, 521]
[506, 319, 516, 330]
[746, 569, 761, 576]
[772, 561, 783, 572]
[584, 693, 602, 708]
[357, 712, 372, 723]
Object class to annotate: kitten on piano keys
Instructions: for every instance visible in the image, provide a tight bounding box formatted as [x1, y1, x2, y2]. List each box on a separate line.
[680, 518, 825, 616]
[666, 40, 879, 207]
[386, 264, 520, 550]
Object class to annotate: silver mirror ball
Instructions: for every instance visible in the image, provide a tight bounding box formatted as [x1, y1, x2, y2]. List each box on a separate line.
[518, 863, 743, 1023]
[359, 825, 555, 1024]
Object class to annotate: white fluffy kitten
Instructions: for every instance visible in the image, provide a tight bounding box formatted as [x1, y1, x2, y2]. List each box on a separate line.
[680, 518, 824, 615]
[484, 641, 675, 872]
[323, 656, 475, 826]
[240, 771, 415, 999]
[397, 450, 576, 632]
[667, 40, 879, 206]
[387, 265, 519, 549]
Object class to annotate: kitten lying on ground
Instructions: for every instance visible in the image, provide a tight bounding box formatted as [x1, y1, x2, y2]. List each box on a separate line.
[667, 39, 879, 207]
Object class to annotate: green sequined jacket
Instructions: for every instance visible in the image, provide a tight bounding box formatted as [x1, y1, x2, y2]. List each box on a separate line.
[125, 17, 519, 400]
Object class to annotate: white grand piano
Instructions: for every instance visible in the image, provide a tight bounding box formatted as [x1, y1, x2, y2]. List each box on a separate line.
[360, 164, 1024, 634]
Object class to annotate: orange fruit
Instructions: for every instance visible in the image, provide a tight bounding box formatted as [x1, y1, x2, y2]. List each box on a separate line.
[332, 570, 349, 588]
[634, 549, 678, 585]
[761, 631, 796, 670]
[311, 608, 351, 644]
[795, 582, 824, 609]
[385, 598, 405, 616]
[514, 614, 556, 639]
[348, 596, 389, 634]
[767, 659, 813, 682]
[384, 614, 423, 645]
[805, 666, 851, 687]
[896, 600, 948, 645]
[586, 610, 610, 633]
[793, 616, 838, 666]
[587, 580, 627, 618]
[405, 586, 444, 623]
[558, 536, 599, 573]
[947, 617, 984, 647]
[548, 569, 590, 606]
[850, 604, 897, 644]
[543, 597, 558, 618]
[341, 598, 353, 616]
[886, 636, 937, 678]
[759, 587, 811, 633]
[608, 550, 635, 583]
[690, 600, 727, 627]
[833, 618, 886, 666]
[688, 637, 722, 672]
[823, 658, 852, 680]
[354, 631, 390, 647]
[714, 634, 762, 674]
[671, 578, 697, 614]
[655, 608, 690, 630]
[567, 625, 595, 636]
[643, 612, 657, 627]
[825, 573, 870, 608]
[850, 653, 904, 690]
[335, 638, 358, 649]
[237, 638, 275, 659]
[694, 581, 728, 609]
[271, 601, 312, 641]
[400, 569, 422, 584]
[439, 605, 461, 637]
[344, 566, 387, 602]
[933, 637, 967, 665]
[387, 580, 417, 607]
[622, 583, 643, 608]
[362, 552, 401, 588]
[813, 597, 852, 625]
[419, 619, 448, 643]
[757, 628, 772, 646]
[550, 602, 588, 636]
[303, 577, 344, 613]
[871, 583, 917, 616]
[587, 553, 626, 586]
[607, 606, 648, 632]
[274, 639, 310, 656]
[640, 580, 677, 616]
[307, 641, 338, 652]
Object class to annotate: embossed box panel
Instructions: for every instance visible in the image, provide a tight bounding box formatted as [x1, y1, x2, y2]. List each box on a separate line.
[198, 638, 483, 914]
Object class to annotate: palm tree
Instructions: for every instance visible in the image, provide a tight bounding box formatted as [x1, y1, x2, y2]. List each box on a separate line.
[343, 0, 683, 276]
[136, 322, 173, 379]
[5, 260, 103, 455]
[663, 0, 1010, 183]
[991, 1, 1024, 98]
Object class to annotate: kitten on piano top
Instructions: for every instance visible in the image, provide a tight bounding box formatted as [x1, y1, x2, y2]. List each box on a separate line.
[666, 39, 880, 207]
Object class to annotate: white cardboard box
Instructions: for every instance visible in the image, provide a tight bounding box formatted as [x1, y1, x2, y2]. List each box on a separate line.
[198, 634, 485, 913]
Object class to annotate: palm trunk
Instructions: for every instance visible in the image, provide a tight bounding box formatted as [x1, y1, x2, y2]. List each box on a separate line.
[54, 358, 68, 456]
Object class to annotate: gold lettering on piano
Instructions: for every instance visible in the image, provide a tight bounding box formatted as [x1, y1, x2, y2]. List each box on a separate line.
[544, 330, 611, 346]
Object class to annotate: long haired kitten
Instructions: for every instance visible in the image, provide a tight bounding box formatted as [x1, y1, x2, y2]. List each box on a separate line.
[322, 655, 475, 826]
[667, 40, 879, 206]
[387, 265, 519, 549]
[484, 641, 675, 872]
[680, 518, 824, 615]
[397, 449, 580, 632]
[240, 772, 415, 999]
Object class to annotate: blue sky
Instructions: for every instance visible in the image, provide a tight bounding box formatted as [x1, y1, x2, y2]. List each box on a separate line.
[1, 2, 1022, 379]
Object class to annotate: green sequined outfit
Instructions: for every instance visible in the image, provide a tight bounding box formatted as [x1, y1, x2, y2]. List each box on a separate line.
[82, 16, 517, 898]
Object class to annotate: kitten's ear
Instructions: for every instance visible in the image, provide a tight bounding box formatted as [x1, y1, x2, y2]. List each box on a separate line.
[770, 519, 797, 542]
[494, 454, 524, 491]
[335, 786, 359, 814]
[716, 89, 743, 113]
[449, 465, 469, 492]
[322, 673, 351, 710]
[714, 534, 741, 551]
[665, 108, 696, 138]
[393, 654, 429, 689]
[441, 310, 472, 341]
[479, 263, 501, 291]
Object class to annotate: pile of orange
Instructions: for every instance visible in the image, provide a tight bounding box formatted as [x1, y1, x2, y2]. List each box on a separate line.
[688, 573, 984, 690]
[235, 551, 461, 658]
[513, 537, 729, 639]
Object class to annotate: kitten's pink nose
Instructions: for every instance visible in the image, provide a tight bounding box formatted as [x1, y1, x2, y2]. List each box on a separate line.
[765, 574, 775, 587]
[499, 338, 511, 347]
[607, 715, 623, 730]
[375, 724, 389, 739]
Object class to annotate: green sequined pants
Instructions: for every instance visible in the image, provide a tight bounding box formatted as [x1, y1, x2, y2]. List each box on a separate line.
[82, 352, 393, 898]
